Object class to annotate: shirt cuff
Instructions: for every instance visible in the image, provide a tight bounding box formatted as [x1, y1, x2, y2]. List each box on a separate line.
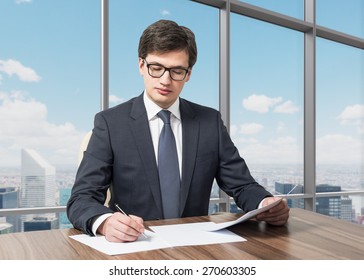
[258, 197, 270, 209]
[91, 213, 113, 236]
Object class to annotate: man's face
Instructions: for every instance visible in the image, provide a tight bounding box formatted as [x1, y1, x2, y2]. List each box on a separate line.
[138, 50, 191, 109]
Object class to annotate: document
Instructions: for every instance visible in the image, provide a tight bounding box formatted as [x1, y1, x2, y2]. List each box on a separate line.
[69, 200, 280, 255]
[199, 198, 283, 231]
[70, 230, 171, 255]
[70, 223, 246, 256]
[149, 222, 246, 247]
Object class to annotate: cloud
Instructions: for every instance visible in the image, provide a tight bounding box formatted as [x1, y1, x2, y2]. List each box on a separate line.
[274, 100, 299, 114]
[316, 134, 362, 164]
[0, 59, 41, 82]
[276, 121, 286, 133]
[233, 132, 362, 165]
[161, 9, 171, 16]
[269, 136, 296, 145]
[233, 132, 361, 165]
[0, 91, 86, 167]
[337, 104, 364, 125]
[231, 122, 300, 164]
[232, 136, 258, 145]
[15, 0, 32, 4]
[233, 136, 301, 164]
[239, 122, 264, 135]
[109, 94, 123, 105]
[229, 124, 238, 137]
[242, 94, 282, 113]
[359, 122, 364, 135]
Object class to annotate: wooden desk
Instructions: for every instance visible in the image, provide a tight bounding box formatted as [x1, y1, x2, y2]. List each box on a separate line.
[0, 208, 363, 260]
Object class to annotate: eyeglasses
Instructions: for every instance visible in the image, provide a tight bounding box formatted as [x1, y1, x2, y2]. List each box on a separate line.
[143, 59, 189, 81]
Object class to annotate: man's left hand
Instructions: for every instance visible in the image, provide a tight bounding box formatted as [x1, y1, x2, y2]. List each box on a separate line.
[256, 197, 290, 226]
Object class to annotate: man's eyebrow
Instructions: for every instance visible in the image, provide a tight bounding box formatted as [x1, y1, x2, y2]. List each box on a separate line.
[148, 61, 188, 69]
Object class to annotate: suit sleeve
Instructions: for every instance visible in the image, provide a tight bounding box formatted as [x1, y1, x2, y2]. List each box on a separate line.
[66, 113, 114, 235]
[214, 113, 272, 212]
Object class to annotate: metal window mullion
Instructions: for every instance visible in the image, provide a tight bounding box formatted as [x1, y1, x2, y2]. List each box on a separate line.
[191, 0, 225, 9]
[0, 206, 67, 216]
[101, 0, 109, 111]
[230, 0, 313, 33]
[304, 0, 316, 211]
[218, 0, 231, 212]
[316, 25, 364, 50]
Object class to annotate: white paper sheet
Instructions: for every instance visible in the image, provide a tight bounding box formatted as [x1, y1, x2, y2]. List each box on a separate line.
[70, 223, 245, 256]
[149, 222, 246, 247]
[70, 230, 170, 255]
[199, 198, 283, 231]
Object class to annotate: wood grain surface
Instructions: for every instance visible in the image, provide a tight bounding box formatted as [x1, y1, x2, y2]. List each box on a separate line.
[0, 208, 363, 260]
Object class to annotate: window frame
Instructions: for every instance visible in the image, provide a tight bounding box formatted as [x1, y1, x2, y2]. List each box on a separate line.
[1, 0, 363, 222]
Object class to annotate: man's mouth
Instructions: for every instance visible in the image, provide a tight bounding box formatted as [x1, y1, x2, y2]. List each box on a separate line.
[157, 88, 172, 95]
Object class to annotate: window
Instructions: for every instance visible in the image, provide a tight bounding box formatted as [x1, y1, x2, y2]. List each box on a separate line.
[241, 0, 304, 19]
[317, 0, 364, 39]
[316, 38, 364, 220]
[230, 14, 304, 199]
[0, 0, 100, 233]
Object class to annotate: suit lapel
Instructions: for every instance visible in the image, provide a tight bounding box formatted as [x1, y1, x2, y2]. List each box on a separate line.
[129, 94, 163, 217]
[180, 99, 199, 215]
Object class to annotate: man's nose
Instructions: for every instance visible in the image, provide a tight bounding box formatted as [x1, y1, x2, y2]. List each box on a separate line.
[160, 70, 172, 84]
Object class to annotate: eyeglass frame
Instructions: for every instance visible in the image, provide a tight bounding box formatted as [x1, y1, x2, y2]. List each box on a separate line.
[142, 58, 190, 81]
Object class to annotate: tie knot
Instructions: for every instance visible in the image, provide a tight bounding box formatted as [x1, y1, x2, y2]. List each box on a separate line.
[158, 110, 171, 124]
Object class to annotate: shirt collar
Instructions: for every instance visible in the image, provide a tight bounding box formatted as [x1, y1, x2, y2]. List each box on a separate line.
[143, 90, 181, 121]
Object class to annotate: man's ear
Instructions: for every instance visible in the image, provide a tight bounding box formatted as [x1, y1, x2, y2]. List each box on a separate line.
[185, 68, 192, 82]
[138, 58, 144, 75]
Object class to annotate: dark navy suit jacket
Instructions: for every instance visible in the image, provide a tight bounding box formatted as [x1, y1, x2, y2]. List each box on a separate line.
[67, 93, 272, 235]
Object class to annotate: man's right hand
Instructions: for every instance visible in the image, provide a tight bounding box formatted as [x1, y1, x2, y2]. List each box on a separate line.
[97, 212, 145, 242]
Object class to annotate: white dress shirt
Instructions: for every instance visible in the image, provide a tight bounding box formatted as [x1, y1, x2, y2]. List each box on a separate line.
[143, 91, 182, 176]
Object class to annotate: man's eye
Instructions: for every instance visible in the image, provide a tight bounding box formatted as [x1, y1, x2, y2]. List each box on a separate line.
[171, 69, 184, 75]
[150, 65, 164, 71]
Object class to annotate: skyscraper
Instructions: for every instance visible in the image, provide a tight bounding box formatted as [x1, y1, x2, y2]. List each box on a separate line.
[0, 217, 13, 234]
[59, 187, 72, 229]
[23, 216, 58, 232]
[20, 149, 56, 231]
[340, 196, 353, 222]
[316, 184, 341, 219]
[0, 187, 19, 233]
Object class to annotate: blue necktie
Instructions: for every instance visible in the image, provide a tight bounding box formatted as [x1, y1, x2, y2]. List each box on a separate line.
[157, 110, 180, 219]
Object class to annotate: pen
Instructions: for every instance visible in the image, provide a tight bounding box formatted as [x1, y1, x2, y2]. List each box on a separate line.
[114, 203, 148, 238]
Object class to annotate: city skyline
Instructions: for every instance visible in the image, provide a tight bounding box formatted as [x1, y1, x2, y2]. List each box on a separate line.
[1, 145, 363, 233]
[1, 158, 363, 233]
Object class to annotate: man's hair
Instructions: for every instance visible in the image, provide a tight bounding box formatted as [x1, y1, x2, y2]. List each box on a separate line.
[138, 20, 197, 68]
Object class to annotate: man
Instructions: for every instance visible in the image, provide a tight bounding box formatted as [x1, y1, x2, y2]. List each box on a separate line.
[67, 20, 289, 243]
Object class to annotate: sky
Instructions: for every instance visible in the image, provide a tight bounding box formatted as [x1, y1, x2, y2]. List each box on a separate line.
[0, 0, 363, 170]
